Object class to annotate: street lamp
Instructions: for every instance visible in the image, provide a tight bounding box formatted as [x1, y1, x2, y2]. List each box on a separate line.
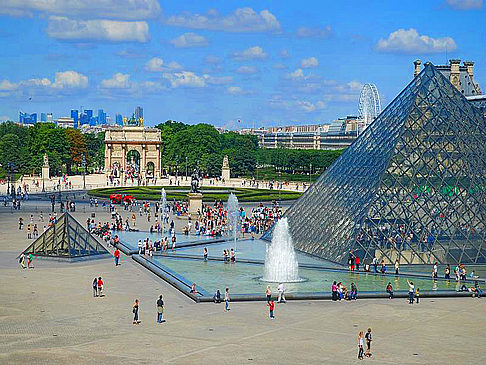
[175, 156, 178, 180]
[82, 153, 86, 190]
[185, 156, 188, 181]
[309, 163, 313, 184]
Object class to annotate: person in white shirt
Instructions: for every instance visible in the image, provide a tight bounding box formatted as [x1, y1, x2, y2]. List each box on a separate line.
[277, 283, 286, 303]
[137, 240, 143, 254]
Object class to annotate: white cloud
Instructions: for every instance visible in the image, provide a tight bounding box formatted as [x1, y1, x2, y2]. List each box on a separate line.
[227, 86, 244, 95]
[170, 32, 209, 48]
[296, 100, 326, 113]
[231, 46, 267, 61]
[145, 57, 182, 72]
[1, 0, 160, 20]
[100, 73, 134, 89]
[205, 55, 221, 65]
[47, 16, 150, 42]
[166, 7, 280, 33]
[301, 57, 318, 68]
[376, 28, 457, 54]
[285, 68, 311, 81]
[296, 25, 332, 38]
[52, 70, 88, 88]
[235, 66, 259, 75]
[445, 0, 483, 10]
[206, 76, 233, 85]
[0, 70, 88, 98]
[163, 71, 207, 88]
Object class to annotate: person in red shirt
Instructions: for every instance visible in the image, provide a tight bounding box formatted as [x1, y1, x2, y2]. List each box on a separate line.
[268, 300, 275, 319]
[114, 249, 120, 266]
[355, 256, 361, 271]
[97, 277, 104, 297]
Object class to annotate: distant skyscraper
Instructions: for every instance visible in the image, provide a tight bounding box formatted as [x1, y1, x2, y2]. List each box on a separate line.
[40, 113, 47, 122]
[19, 112, 37, 124]
[71, 109, 79, 129]
[115, 113, 123, 125]
[47, 113, 53, 122]
[98, 109, 106, 124]
[135, 106, 143, 121]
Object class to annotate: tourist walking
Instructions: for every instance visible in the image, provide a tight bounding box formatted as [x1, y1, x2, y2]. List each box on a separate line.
[407, 279, 415, 304]
[386, 282, 393, 299]
[97, 277, 104, 297]
[277, 283, 286, 303]
[365, 328, 373, 357]
[203, 247, 208, 261]
[156, 295, 165, 323]
[133, 299, 140, 324]
[92, 277, 98, 297]
[268, 299, 275, 319]
[357, 331, 364, 360]
[265, 285, 272, 303]
[114, 248, 120, 266]
[19, 253, 26, 269]
[27, 253, 34, 268]
[224, 287, 231, 311]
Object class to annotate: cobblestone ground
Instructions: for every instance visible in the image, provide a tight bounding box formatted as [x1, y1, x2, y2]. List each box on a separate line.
[0, 202, 485, 364]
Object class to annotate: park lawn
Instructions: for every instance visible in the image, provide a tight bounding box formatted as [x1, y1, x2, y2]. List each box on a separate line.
[88, 186, 302, 202]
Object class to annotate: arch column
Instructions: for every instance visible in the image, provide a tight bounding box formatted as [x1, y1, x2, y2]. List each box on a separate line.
[141, 144, 147, 178]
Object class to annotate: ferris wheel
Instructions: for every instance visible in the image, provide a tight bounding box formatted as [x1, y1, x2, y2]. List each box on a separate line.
[358, 83, 381, 127]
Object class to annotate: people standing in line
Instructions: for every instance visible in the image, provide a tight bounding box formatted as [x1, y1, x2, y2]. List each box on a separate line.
[92, 277, 98, 297]
[407, 279, 415, 304]
[394, 259, 399, 275]
[97, 276, 104, 297]
[277, 283, 286, 303]
[365, 328, 373, 357]
[114, 248, 120, 266]
[19, 253, 26, 269]
[357, 331, 364, 360]
[224, 287, 231, 311]
[156, 295, 165, 323]
[268, 299, 275, 319]
[386, 282, 394, 299]
[133, 299, 140, 324]
[265, 285, 272, 303]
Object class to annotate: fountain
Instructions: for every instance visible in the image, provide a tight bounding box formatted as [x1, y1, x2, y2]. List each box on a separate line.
[160, 188, 166, 232]
[263, 218, 301, 282]
[227, 193, 239, 251]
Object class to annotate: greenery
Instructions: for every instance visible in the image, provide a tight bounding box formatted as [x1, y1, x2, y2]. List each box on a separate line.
[0, 121, 104, 178]
[246, 167, 321, 183]
[89, 186, 302, 202]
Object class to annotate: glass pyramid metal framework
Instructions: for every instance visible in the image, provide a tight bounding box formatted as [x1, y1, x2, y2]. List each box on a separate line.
[22, 212, 109, 259]
[264, 63, 486, 265]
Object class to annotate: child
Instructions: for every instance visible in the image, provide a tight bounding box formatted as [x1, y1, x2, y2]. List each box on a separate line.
[268, 300, 275, 319]
[358, 331, 364, 360]
[415, 288, 420, 304]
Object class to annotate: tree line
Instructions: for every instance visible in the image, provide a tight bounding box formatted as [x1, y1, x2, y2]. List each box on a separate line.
[0, 122, 104, 178]
[0, 120, 344, 180]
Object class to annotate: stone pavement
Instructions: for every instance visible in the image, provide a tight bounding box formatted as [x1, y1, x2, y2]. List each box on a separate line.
[0, 207, 485, 364]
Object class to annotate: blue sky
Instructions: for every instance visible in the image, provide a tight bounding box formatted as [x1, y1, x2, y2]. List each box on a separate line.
[0, 0, 484, 129]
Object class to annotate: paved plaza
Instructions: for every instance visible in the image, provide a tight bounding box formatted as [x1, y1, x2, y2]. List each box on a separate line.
[0, 202, 485, 364]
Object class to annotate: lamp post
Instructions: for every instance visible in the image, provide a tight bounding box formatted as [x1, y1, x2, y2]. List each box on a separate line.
[175, 156, 178, 181]
[82, 153, 86, 190]
[185, 156, 188, 181]
[309, 163, 312, 186]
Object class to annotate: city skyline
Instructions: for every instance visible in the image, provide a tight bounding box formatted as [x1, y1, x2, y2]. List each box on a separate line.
[0, 0, 484, 128]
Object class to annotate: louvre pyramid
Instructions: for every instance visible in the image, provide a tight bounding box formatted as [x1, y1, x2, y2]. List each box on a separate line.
[22, 212, 109, 259]
[264, 63, 486, 265]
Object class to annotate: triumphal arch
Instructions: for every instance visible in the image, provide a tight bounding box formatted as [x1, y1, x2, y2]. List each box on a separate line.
[104, 126, 162, 181]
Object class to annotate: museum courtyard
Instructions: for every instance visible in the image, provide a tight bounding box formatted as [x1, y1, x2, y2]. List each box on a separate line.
[0, 200, 485, 364]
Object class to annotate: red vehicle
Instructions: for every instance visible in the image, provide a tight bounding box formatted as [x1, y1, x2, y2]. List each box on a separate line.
[109, 194, 135, 204]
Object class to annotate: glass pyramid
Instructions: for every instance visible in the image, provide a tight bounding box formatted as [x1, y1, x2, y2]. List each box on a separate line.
[264, 63, 486, 265]
[22, 212, 109, 259]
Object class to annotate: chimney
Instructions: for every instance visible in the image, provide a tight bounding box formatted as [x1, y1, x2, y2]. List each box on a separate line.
[413, 59, 422, 77]
[449, 59, 461, 89]
[463, 61, 474, 78]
